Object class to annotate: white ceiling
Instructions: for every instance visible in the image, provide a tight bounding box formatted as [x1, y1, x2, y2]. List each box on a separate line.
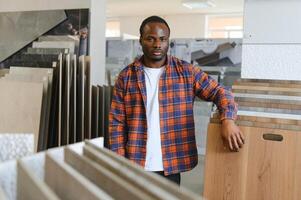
[106, 0, 244, 18]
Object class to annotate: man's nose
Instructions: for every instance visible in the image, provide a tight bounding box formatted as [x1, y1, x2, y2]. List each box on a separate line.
[153, 39, 161, 48]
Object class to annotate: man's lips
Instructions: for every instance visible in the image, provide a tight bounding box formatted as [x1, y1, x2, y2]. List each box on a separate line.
[152, 51, 162, 56]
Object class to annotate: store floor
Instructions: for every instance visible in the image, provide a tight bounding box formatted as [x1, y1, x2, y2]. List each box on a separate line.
[181, 154, 205, 195]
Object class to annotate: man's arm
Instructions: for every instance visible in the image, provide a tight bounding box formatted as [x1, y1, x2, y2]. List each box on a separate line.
[192, 66, 244, 151]
[109, 74, 127, 156]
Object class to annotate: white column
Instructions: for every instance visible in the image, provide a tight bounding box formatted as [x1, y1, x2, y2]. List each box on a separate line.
[89, 0, 106, 85]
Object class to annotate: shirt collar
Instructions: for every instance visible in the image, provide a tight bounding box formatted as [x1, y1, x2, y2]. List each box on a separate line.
[133, 55, 172, 71]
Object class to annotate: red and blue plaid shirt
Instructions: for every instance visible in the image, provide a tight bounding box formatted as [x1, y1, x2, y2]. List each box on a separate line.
[109, 55, 237, 175]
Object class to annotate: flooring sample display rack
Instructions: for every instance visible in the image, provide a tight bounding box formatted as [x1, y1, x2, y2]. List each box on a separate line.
[203, 79, 301, 200]
[0, 138, 203, 200]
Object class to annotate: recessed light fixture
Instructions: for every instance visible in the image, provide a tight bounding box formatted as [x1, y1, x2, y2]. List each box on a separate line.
[182, 0, 216, 9]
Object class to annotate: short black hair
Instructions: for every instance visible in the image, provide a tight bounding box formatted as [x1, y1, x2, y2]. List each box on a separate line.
[139, 15, 170, 36]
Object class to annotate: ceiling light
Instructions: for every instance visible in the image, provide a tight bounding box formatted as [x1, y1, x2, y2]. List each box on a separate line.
[182, 0, 216, 9]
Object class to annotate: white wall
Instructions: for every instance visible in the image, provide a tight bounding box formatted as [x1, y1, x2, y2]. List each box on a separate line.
[0, 0, 106, 85]
[118, 14, 206, 39]
[242, 0, 301, 81]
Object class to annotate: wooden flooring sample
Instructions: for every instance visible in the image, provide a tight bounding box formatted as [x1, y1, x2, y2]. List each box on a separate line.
[203, 123, 301, 200]
[203, 123, 249, 200]
[245, 126, 301, 200]
[44, 153, 113, 200]
[17, 161, 60, 200]
[234, 79, 301, 88]
[236, 100, 301, 110]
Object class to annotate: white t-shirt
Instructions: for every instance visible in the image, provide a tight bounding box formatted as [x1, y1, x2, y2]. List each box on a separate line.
[143, 66, 165, 171]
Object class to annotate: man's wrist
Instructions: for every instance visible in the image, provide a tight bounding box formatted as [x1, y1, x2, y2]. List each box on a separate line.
[221, 119, 235, 125]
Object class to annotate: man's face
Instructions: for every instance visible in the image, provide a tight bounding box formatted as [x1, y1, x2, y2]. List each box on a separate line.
[140, 22, 170, 63]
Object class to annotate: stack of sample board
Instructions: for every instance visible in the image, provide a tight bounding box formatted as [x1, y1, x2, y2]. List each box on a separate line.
[0, 68, 46, 152]
[203, 79, 301, 200]
[0, 50, 113, 154]
[0, 138, 202, 200]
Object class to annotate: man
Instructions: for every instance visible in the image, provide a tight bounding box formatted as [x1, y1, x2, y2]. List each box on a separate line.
[109, 16, 244, 185]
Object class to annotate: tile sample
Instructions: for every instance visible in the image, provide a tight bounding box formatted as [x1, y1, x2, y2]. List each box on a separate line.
[0, 10, 66, 62]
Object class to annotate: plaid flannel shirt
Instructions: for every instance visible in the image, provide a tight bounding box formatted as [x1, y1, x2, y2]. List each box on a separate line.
[109, 55, 237, 175]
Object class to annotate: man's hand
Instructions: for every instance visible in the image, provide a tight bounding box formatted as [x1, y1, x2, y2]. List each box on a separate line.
[221, 119, 244, 151]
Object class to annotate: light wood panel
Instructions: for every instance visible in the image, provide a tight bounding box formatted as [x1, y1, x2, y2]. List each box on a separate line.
[17, 161, 60, 200]
[98, 85, 104, 137]
[236, 100, 301, 110]
[203, 123, 249, 200]
[212, 113, 301, 126]
[233, 85, 301, 92]
[245, 126, 299, 200]
[44, 153, 113, 200]
[235, 79, 301, 88]
[203, 123, 301, 200]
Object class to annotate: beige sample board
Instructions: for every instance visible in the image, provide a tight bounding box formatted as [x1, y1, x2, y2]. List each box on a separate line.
[44, 153, 113, 200]
[84, 56, 91, 139]
[64, 148, 151, 200]
[17, 161, 60, 200]
[61, 54, 71, 146]
[77, 56, 85, 142]
[91, 86, 99, 138]
[203, 123, 301, 200]
[69, 55, 77, 144]
[98, 85, 104, 137]
[0, 80, 43, 152]
[4, 67, 54, 150]
[58, 54, 63, 146]
[0, 69, 9, 77]
[0, 186, 7, 199]
[84, 141, 200, 200]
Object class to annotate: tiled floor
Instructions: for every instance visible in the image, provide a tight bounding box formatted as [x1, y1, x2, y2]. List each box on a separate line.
[181, 155, 205, 195]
